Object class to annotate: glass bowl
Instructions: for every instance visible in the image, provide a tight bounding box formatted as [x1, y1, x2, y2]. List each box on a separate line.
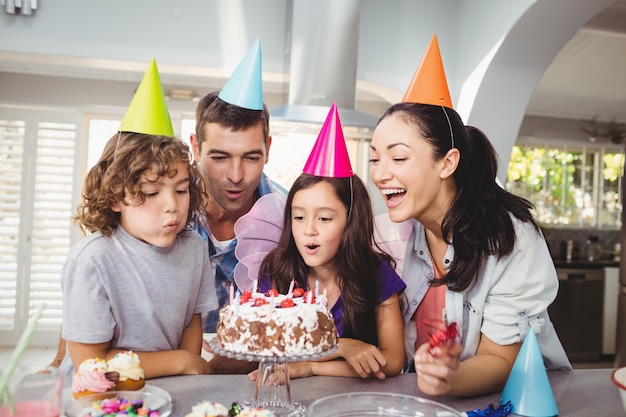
[611, 366, 626, 413]
[306, 392, 462, 417]
[66, 390, 172, 417]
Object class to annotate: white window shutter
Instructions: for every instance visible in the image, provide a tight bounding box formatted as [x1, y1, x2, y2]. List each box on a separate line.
[0, 119, 25, 335]
[29, 122, 76, 330]
[0, 112, 79, 347]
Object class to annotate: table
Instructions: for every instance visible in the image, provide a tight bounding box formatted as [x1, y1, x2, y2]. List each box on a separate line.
[144, 368, 623, 416]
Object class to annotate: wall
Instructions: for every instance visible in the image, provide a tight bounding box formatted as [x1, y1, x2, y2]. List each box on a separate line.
[0, 0, 615, 180]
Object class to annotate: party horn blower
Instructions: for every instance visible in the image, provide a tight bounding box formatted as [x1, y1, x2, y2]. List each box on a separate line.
[0, 304, 46, 413]
[500, 329, 558, 417]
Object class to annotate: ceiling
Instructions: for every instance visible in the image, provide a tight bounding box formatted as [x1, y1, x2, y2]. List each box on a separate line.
[524, 0, 626, 134]
[0, 2, 624, 135]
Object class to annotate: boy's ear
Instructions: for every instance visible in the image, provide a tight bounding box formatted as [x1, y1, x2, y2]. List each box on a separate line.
[440, 148, 460, 179]
[111, 201, 122, 213]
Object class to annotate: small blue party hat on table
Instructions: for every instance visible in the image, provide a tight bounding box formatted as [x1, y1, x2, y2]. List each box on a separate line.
[500, 330, 558, 417]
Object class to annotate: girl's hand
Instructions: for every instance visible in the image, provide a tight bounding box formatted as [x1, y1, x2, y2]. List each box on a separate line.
[287, 362, 314, 379]
[339, 339, 387, 379]
[248, 362, 313, 383]
[414, 341, 462, 395]
[178, 350, 212, 375]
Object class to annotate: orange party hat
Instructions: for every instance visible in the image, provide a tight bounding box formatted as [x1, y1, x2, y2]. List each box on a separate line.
[402, 34, 453, 109]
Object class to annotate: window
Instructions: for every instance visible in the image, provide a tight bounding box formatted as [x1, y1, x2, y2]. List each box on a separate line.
[0, 109, 80, 346]
[1, 113, 181, 347]
[506, 142, 624, 228]
[265, 119, 372, 190]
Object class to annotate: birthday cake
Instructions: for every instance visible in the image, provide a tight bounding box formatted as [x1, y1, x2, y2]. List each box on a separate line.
[215, 288, 338, 357]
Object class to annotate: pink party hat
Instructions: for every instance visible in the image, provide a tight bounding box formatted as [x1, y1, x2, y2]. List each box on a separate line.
[218, 38, 263, 110]
[302, 103, 353, 178]
[500, 330, 559, 417]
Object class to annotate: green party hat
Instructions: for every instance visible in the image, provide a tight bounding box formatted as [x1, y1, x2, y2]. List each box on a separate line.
[118, 57, 174, 136]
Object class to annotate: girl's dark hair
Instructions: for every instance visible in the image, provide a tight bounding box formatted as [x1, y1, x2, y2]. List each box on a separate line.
[75, 132, 207, 236]
[379, 103, 538, 291]
[260, 173, 394, 345]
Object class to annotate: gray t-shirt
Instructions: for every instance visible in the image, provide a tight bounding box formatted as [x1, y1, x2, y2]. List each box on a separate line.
[61, 226, 217, 371]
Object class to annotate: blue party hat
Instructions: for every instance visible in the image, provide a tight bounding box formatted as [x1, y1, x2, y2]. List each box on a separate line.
[218, 38, 263, 110]
[500, 330, 559, 417]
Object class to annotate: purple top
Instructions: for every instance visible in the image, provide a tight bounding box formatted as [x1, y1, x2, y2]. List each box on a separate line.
[259, 261, 405, 338]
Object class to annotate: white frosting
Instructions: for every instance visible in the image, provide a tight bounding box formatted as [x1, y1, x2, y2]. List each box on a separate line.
[238, 407, 276, 417]
[184, 400, 229, 417]
[216, 292, 338, 357]
[78, 358, 108, 373]
[107, 351, 144, 381]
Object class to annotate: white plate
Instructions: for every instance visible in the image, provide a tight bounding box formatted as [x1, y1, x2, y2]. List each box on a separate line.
[61, 384, 172, 417]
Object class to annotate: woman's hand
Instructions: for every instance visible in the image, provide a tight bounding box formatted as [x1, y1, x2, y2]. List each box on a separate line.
[413, 341, 462, 395]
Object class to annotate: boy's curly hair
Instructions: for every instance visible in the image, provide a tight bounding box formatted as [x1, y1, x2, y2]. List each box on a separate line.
[75, 132, 206, 236]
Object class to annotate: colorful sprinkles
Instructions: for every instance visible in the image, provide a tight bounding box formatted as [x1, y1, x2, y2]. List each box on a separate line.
[79, 397, 161, 417]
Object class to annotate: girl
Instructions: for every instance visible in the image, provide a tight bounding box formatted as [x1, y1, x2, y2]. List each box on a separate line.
[251, 172, 406, 379]
[61, 131, 218, 378]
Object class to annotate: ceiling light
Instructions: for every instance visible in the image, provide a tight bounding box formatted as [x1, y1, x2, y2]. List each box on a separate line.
[164, 89, 200, 102]
[1, 0, 37, 15]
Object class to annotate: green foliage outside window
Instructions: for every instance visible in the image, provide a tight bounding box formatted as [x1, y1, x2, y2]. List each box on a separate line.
[506, 144, 624, 228]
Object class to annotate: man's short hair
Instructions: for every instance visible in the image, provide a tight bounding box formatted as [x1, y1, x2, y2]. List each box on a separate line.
[194, 92, 270, 146]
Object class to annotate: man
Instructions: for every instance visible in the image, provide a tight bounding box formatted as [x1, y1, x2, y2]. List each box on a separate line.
[190, 91, 285, 334]
[186, 41, 286, 372]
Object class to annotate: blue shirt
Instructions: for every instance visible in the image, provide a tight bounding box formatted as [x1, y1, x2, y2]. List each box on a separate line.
[195, 173, 286, 332]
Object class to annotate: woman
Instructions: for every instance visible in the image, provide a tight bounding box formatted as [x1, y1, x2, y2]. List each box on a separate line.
[369, 102, 571, 396]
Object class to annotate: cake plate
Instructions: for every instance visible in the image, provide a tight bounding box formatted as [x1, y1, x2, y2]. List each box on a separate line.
[209, 338, 338, 417]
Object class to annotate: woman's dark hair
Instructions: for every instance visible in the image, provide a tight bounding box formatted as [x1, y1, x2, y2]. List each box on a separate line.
[260, 173, 394, 345]
[75, 132, 207, 236]
[378, 103, 538, 291]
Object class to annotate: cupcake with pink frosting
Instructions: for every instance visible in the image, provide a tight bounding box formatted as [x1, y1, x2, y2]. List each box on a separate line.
[71, 358, 119, 399]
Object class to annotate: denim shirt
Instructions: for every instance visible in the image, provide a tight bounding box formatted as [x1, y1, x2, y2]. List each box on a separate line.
[375, 213, 571, 370]
[196, 173, 287, 332]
